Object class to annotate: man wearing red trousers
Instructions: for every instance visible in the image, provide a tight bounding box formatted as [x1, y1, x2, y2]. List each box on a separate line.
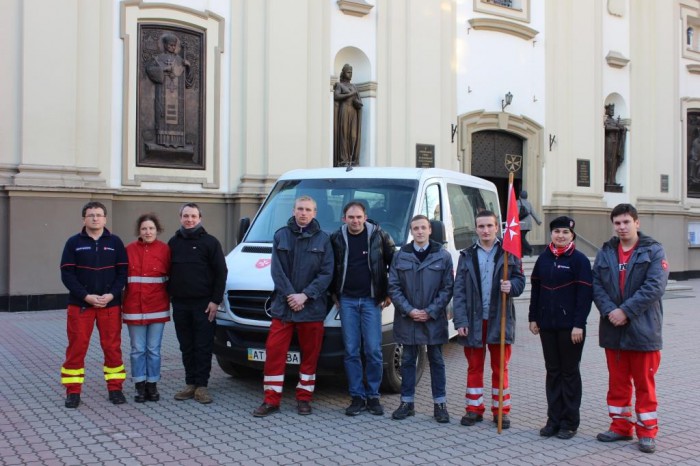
[593, 203, 668, 454]
[252, 196, 334, 417]
[60, 201, 128, 408]
[452, 210, 525, 429]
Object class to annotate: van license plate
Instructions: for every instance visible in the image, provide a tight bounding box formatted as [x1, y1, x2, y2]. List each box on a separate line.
[247, 348, 300, 365]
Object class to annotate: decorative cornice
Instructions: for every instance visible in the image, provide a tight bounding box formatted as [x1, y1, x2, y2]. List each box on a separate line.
[468, 17, 538, 41]
[337, 0, 373, 17]
[688, 64, 700, 74]
[605, 50, 630, 69]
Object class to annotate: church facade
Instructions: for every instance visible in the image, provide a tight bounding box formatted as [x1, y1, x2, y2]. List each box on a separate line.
[1, 0, 699, 310]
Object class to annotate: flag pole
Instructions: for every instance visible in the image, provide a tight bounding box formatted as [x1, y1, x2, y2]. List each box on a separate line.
[497, 171, 514, 434]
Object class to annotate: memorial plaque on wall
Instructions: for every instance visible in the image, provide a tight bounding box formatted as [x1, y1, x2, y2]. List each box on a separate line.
[137, 24, 205, 169]
[576, 159, 591, 187]
[416, 144, 435, 168]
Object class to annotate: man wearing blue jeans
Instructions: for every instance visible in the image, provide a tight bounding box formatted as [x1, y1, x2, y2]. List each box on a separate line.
[388, 215, 454, 423]
[331, 201, 395, 416]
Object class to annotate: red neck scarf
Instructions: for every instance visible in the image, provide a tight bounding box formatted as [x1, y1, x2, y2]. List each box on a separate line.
[548, 241, 575, 257]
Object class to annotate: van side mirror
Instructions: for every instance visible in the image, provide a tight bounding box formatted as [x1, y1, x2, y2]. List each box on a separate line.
[430, 220, 447, 244]
[237, 217, 251, 244]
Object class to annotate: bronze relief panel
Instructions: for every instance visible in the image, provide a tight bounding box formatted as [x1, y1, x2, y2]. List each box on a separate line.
[137, 24, 205, 170]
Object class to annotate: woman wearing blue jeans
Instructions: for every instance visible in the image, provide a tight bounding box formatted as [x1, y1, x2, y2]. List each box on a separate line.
[123, 213, 171, 402]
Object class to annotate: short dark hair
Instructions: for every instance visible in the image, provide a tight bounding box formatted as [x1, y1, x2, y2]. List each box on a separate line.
[82, 201, 107, 217]
[343, 201, 367, 215]
[475, 209, 498, 223]
[135, 213, 164, 236]
[179, 202, 201, 217]
[610, 203, 638, 221]
[410, 214, 431, 226]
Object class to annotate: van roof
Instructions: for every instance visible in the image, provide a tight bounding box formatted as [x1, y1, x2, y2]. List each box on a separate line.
[278, 167, 496, 190]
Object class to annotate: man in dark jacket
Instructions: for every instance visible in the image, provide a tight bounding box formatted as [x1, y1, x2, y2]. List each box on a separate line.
[593, 203, 668, 454]
[60, 201, 128, 408]
[452, 210, 525, 429]
[253, 196, 334, 417]
[388, 215, 454, 423]
[330, 201, 395, 416]
[169, 203, 228, 404]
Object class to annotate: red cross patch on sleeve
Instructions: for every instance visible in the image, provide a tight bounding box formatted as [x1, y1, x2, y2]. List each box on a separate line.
[661, 259, 669, 271]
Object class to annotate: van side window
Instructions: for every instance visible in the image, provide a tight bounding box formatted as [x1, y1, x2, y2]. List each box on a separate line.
[447, 183, 500, 250]
[421, 183, 443, 221]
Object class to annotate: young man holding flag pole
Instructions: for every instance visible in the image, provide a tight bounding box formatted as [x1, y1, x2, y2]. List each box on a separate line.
[453, 170, 524, 433]
[498, 172, 524, 432]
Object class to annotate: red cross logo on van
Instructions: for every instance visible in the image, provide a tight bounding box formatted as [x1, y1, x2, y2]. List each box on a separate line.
[256, 259, 271, 269]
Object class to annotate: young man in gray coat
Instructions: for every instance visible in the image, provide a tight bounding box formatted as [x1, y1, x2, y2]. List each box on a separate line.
[452, 210, 525, 429]
[253, 196, 334, 417]
[593, 203, 668, 454]
[388, 215, 454, 423]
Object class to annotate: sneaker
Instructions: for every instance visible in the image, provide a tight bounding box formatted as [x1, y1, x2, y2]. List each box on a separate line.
[345, 397, 366, 416]
[194, 387, 212, 404]
[460, 412, 483, 426]
[434, 403, 450, 423]
[493, 414, 510, 429]
[367, 398, 384, 416]
[391, 402, 415, 420]
[253, 402, 279, 417]
[638, 437, 656, 453]
[557, 429, 577, 439]
[64, 393, 80, 409]
[174, 384, 196, 401]
[596, 430, 633, 442]
[297, 400, 312, 415]
[108, 390, 126, 405]
[539, 424, 559, 437]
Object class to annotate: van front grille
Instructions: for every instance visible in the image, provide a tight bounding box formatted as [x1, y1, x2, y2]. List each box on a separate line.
[227, 290, 272, 321]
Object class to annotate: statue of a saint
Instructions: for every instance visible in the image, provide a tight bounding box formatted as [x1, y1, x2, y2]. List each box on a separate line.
[689, 128, 700, 184]
[604, 104, 627, 192]
[333, 64, 363, 166]
[145, 33, 193, 149]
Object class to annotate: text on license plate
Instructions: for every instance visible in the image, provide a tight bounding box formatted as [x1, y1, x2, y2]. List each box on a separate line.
[247, 348, 300, 365]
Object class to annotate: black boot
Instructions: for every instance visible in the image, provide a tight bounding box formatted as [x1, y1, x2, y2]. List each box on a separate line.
[145, 382, 160, 402]
[134, 382, 146, 403]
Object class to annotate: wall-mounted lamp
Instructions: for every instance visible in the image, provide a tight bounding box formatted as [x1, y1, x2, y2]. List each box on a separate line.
[501, 92, 513, 112]
[549, 134, 557, 151]
[451, 124, 458, 143]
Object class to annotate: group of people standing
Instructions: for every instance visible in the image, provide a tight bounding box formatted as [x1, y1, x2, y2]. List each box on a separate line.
[59, 201, 227, 409]
[251, 196, 667, 455]
[59, 197, 667, 456]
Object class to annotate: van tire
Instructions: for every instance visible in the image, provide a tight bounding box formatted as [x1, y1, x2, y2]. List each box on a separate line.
[380, 344, 427, 393]
[216, 355, 256, 378]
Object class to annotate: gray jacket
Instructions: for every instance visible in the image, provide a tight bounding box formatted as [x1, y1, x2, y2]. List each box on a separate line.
[517, 198, 541, 231]
[270, 217, 334, 322]
[593, 233, 667, 351]
[452, 241, 525, 347]
[388, 240, 454, 345]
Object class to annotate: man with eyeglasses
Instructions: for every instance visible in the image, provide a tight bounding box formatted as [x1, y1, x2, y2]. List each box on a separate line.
[60, 201, 129, 408]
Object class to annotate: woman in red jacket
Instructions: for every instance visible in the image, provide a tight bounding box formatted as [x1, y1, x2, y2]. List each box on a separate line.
[123, 213, 171, 402]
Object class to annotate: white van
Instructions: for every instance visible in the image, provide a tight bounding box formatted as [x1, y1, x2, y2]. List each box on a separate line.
[214, 167, 501, 392]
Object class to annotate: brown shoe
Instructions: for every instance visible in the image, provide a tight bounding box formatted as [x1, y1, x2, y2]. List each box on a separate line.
[174, 384, 196, 401]
[253, 402, 280, 417]
[297, 400, 312, 415]
[194, 386, 213, 404]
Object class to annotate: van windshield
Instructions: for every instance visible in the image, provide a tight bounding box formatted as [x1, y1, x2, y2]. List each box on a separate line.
[245, 178, 419, 245]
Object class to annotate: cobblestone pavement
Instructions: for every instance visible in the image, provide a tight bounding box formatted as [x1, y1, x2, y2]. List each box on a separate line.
[1, 281, 699, 466]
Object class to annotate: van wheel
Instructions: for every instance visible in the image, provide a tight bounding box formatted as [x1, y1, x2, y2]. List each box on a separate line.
[380, 344, 427, 393]
[215, 355, 256, 378]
